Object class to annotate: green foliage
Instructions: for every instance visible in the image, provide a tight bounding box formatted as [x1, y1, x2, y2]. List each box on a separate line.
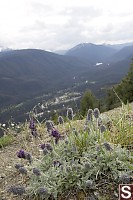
[80, 90, 98, 116]
[106, 60, 133, 109]
[25, 109, 132, 200]
[104, 103, 133, 147]
[5, 104, 133, 200]
[0, 135, 14, 148]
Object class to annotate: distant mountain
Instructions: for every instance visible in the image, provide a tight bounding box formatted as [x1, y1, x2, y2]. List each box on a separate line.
[0, 49, 91, 108]
[0, 45, 133, 122]
[106, 41, 133, 50]
[65, 43, 117, 64]
[107, 45, 133, 63]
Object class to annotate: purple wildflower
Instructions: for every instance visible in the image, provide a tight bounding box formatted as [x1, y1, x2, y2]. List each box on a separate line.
[25, 153, 32, 164]
[67, 108, 74, 120]
[45, 120, 54, 133]
[31, 129, 38, 137]
[98, 117, 103, 127]
[84, 124, 91, 134]
[93, 108, 100, 119]
[15, 163, 24, 169]
[37, 187, 48, 196]
[103, 142, 112, 151]
[29, 119, 38, 137]
[40, 143, 53, 151]
[7, 186, 25, 196]
[119, 174, 131, 184]
[29, 119, 35, 130]
[58, 116, 64, 124]
[43, 148, 48, 155]
[45, 143, 53, 151]
[51, 128, 61, 144]
[33, 168, 41, 176]
[100, 125, 106, 133]
[53, 160, 61, 167]
[17, 150, 26, 159]
[17, 150, 32, 164]
[40, 143, 46, 149]
[87, 109, 93, 122]
[85, 180, 93, 188]
[51, 129, 60, 138]
[18, 167, 27, 175]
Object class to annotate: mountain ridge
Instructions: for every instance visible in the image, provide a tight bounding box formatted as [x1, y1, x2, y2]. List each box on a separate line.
[0, 43, 133, 122]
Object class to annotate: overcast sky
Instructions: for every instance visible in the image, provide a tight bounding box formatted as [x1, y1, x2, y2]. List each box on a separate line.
[0, 0, 133, 51]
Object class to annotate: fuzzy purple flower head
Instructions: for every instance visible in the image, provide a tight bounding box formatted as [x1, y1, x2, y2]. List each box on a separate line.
[29, 119, 35, 130]
[67, 107, 74, 120]
[58, 116, 64, 125]
[53, 160, 61, 167]
[51, 128, 61, 144]
[40, 143, 53, 151]
[40, 143, 46, 149]
[17, 150, 26, 159]
[51, 129, 60, 138]
[17, 150, 32, 164]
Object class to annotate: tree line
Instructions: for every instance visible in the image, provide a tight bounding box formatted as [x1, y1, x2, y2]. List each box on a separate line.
[80, 59, 133, 116]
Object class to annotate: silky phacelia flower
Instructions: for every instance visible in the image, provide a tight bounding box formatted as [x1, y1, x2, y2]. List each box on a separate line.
[17, 150, 32, 164]
[29, 119, 38, 137]
[7, 186, 25, 196]
[67, 108, 74, 120]
[15, 163, 24, 169]
[33, 168, 41, 176]
[119, 174, 131, 184]
[93, 108, 100, 119]
[100, 125, 106, 133]
[17, 150, 26, 159]
[25, 153, 32, 164]
[18, 167, 27, 175]
[58, 116, 64, 124]
[103, 142, 112, 151]
[85, 180, 93, 188]
[31, 129, 38, 137]
[45, 120, 54, 133]
[51, 129, 60, 138]
[87, 109, 93, 121]
[37, 187, 48, 196]
[98, 117, 103, 127]
[29, 119, 35, 130]
[53, 160, 61, 167]
[43, 148, 48, 155]
[84, 124, 91, 134]
[45, 143, 53, 151]
[51, 128, 61, 144]
[40, 143, 45, 149]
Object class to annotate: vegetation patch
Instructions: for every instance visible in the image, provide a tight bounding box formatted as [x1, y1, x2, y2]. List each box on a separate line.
[0, 134, 14, 148]
[3, 106, 132, 200]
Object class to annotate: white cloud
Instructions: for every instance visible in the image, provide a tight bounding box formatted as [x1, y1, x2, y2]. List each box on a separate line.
[0, 0, 133, 50]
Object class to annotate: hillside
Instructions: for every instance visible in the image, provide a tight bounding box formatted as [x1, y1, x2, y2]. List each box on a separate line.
[0, 49, 91, 106]
[66, 43, 117, 64]
[0, 103, 133, 200]
[0, 45, 133, 123]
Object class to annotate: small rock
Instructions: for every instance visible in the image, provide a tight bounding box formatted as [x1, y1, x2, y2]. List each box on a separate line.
[1, 173, 6, 178]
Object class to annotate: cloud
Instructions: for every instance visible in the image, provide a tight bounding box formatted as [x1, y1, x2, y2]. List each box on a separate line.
[0, 0, 133, 50]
